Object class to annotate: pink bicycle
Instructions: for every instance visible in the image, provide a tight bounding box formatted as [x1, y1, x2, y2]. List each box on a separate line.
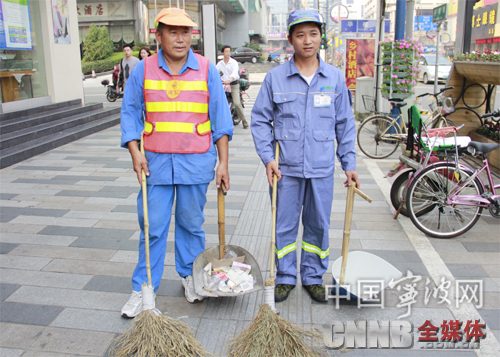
[405, 111, 500, 238]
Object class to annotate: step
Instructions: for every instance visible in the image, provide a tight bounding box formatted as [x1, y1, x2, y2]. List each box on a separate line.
[1, 103, 104, 135]
[0, 99, 82, 122]
[0, 115, 121, 169]
[0, 107, 120, 150]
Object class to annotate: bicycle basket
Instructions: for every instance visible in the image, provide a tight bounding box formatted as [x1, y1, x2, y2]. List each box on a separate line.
[362, 95, 376, 113]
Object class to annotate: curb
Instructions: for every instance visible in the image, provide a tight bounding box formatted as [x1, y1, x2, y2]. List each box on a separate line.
[83, 70, 113, 80]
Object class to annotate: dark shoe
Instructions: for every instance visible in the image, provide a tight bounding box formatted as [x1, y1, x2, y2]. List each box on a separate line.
[243, 124, 249, 129]
[304, 284, 327, 303]
[275, 284, 295, 302]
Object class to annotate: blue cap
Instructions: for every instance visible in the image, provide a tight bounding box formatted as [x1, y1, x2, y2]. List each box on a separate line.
[288, 10, 322, 30]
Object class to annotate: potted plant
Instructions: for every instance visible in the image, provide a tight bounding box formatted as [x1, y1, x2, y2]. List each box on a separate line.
[380, 39, 424, 100]
[453, 48, 500, 84]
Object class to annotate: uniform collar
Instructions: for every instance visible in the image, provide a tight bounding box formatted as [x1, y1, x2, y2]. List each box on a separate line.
[287, 53, 328, 78]
[157, 48, 199, 74]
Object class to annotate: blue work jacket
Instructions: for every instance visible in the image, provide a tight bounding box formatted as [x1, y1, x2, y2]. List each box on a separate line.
[121, 49, 233, 185]
[251, 55, 356, 178]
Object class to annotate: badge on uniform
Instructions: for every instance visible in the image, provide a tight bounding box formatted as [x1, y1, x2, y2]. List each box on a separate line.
[314, 94, 331, 107]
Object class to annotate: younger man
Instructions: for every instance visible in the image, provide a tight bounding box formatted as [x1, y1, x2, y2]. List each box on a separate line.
[251, 10, 359, 303]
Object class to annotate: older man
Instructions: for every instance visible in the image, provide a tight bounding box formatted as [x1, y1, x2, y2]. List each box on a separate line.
[120, 8, 233, 317]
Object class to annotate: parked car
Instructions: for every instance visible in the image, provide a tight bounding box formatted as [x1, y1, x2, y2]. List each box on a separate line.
[418, 54, 452, 84]
[231, 47, 261, 63]
[268, 49, 294, 62]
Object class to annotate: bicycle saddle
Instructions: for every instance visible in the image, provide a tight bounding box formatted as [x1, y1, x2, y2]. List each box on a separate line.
[390, 101, 407, 108]
[468, 141, 499, 155]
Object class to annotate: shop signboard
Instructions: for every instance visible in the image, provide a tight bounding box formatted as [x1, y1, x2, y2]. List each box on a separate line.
[267, 32, 287, 40]
[0, 0, 33, 50]
[340, 19, 390, 33]
[344, 38, 375, 90]
[470, 1, 497, 43]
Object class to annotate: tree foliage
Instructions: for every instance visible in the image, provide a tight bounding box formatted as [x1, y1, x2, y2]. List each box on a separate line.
[83, 25, 114, 62]
[244, 41, 262, 53]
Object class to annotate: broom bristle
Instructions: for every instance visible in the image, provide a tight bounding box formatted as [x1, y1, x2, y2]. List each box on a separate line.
[227, 304, 327, 357]
[110, 310, 212, 357]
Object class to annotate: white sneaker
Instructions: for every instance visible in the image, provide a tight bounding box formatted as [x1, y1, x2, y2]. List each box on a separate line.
[182, 275, 204, 303]
[121, 291, 142, 318]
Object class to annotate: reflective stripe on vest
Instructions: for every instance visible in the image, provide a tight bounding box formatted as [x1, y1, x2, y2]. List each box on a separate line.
[143, 53, 211, 154]
[144, 79, 208, 92]
[144, 120, 211, 135]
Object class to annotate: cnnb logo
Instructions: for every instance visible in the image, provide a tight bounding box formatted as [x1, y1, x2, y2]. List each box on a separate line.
[324, 321, 413, 348]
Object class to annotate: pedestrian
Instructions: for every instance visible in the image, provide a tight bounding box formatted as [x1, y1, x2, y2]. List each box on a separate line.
[216, 45, 249, 128]
[139, 46, 152, 60]
[112, 65, 120, 89]
[120, 7, 233, 318]
[251, 9, 359, 304]
[119, 43, 140, 91]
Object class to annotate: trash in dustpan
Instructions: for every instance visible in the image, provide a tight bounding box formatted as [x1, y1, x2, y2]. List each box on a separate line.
[193, 244, 264, 297]
[331, 251, 402, 299]
[330, 183, 403, 300]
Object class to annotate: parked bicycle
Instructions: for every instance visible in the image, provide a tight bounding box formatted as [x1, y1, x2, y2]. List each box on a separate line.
[357, 87, 456, 159]
[405, 110, 500, 238]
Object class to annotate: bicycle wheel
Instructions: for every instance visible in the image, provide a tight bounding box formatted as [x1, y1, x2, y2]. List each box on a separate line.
[357, 115, 402, 159]
[431, 115, 455, 129]
[406, 163, 483, 238]
[391, 170, 437, 217]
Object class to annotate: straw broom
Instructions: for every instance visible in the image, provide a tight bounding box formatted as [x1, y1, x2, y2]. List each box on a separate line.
[227, 142, 326, 357]
[110, 135, 211, 357]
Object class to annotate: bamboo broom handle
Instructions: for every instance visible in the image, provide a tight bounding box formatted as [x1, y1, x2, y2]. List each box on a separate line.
[340, 183, 372, 285]
[218, 182, 227, 259]
[340, 183, 355, 285]
[270, 142, 280, 281]
[140, 135, 152, 287]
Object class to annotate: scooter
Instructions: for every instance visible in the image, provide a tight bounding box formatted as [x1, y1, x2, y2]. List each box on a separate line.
[101, 79, 123, 102]
[222, 69, 250, 126]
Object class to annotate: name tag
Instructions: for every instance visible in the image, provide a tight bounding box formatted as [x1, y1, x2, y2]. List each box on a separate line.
[314, 94, 331, 107]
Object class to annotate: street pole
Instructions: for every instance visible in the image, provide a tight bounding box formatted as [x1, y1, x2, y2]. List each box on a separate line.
[433, 22, 441, 95]
[405, 0, 414, 40]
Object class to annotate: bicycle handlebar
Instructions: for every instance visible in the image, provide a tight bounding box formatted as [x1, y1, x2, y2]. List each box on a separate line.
[481, 110, 500, 121]
[416, 86, 454, 99]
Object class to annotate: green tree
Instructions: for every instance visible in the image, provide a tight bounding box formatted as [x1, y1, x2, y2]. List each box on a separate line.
[83, 25, 114, 62]
[243, 41, 262, 53]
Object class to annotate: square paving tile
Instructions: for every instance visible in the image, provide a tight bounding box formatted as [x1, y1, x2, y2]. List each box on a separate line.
[462, 242, 500, 253]
[0, 243, 19, 254]
[0, 283, 20, 301]
[0, 302, 63, 326]
[445, 264, 489, 277]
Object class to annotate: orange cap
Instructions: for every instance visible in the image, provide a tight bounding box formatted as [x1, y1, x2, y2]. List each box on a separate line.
[155, 8, 198, 28]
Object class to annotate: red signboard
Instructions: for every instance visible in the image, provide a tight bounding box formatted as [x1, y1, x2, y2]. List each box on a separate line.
[476, 37, 500, 44]
[345, 38, 375, 90]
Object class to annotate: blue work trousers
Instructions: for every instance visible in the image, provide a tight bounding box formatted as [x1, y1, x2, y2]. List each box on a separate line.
[132, 183, 208, 292]
[274, 175, 333, 286]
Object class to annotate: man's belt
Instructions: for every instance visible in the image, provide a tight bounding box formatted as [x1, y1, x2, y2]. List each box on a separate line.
[230, 80, 239, 85]
[144, 120, 211, 136]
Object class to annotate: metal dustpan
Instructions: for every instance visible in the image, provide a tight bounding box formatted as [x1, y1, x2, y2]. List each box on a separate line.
[193, 184, 263, 298]
[331, 184, 402, 300]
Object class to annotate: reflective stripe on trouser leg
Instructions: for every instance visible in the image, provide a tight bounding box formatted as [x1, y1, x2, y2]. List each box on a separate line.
[300, 176, 334, 285]
[133, 185, 175, 292]
[173, 183, 209, 278]
[230, 83, 247, 125]
[274, 175, 307, 285]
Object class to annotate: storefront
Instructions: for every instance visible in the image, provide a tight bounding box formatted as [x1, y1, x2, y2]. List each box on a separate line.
[470, 0, 500, 52]
[78, 0, 148, 51]
[0, 0, 83, 113]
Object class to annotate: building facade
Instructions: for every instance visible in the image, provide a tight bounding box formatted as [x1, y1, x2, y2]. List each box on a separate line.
[0, 0, 83, 113]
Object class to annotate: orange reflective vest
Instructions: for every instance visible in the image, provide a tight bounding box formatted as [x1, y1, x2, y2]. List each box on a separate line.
[143, 53, 211, 154]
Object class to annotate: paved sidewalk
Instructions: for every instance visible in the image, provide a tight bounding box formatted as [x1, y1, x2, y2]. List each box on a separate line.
[1, 84, 499, 357]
